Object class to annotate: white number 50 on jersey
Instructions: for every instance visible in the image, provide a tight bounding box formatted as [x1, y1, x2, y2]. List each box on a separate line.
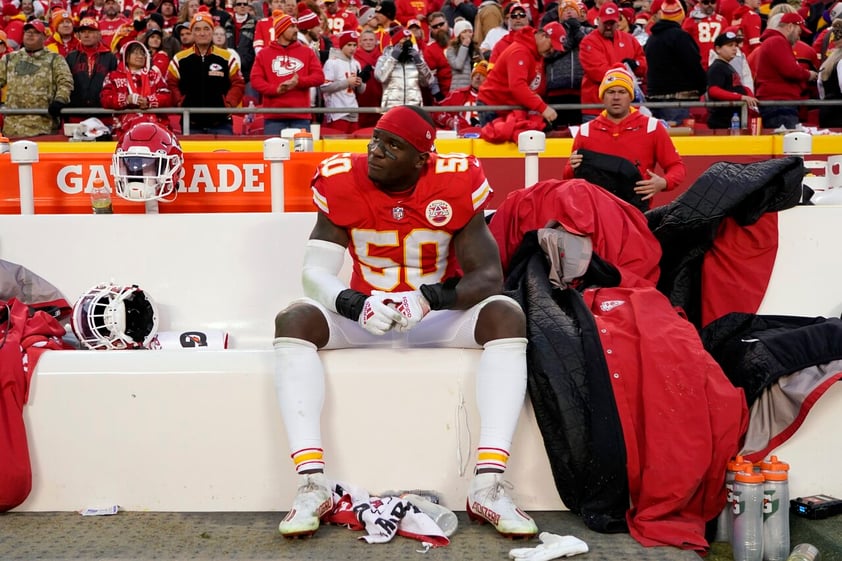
[351, 229, 452, 291]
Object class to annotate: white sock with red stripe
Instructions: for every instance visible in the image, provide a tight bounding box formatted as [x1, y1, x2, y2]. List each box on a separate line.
[475, 337, 528, 472]
[273, 336, 325, 473]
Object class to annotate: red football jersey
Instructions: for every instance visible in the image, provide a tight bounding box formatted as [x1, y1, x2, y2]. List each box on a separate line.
[325, 11, 359, 38]
[311, 152, 492, 294]
[682, 13, 728, 70]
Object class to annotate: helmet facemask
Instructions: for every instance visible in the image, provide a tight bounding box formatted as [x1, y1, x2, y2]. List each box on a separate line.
[113, 147, 181, 202]
[71, 283, 159, 349]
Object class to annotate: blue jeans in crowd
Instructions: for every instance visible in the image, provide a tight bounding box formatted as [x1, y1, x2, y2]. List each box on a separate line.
[760, 106, 799, 130]
[190, 121, 234, 135]
[264, 119, 311, 136]
[651, 106, 690, 125]
[477, 101, 497, 127]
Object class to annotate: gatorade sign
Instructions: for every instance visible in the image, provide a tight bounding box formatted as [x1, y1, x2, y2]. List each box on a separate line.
[0, 151, 327, 214]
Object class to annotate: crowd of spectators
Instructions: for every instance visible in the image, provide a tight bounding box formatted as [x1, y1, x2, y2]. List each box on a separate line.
[0, 0, 840, 138]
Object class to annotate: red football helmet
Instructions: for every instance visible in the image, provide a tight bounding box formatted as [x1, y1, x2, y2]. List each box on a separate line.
[111, 122, 183, 202]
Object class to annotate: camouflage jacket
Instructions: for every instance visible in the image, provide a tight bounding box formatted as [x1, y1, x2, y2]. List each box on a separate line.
[0, 48, 73, 138]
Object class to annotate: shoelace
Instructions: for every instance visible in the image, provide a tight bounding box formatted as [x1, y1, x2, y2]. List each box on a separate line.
[484, 477, 514, 501]
[297, 477, 326, 496]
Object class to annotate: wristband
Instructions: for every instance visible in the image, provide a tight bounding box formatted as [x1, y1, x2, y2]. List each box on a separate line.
[419, 280, 458, 310]
[335, 289, 368, 321]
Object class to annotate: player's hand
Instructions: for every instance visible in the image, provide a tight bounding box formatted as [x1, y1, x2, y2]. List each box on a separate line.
[383, 291, 431, 333]
[634, 169, 668, 200]
[568, 150, 583, 169]
[542, 106, 557, 123]
[358, 292, 406, 335]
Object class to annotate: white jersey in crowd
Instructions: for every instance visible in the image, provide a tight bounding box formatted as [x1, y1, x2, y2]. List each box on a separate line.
[321, 48, 365, 124]
[481, 26, 509, 53]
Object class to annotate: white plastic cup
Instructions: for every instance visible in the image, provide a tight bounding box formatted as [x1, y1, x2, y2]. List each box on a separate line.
[310, 123, 321, 141]
[402, 493, 458, 537]
[826, 155, 842, 190]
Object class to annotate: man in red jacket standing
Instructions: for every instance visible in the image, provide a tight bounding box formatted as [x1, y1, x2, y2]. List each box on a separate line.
[578, 1, 646, 122]
[476, 24, 563, 126]
[730, 0, 762, 55]
[565, 66, 685, 208]
[753, 12, 818, 129]
[250, 13, 325, 135]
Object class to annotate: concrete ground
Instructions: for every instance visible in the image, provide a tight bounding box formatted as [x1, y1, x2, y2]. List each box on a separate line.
[0, 511, 698, 561]
[2, 509, 839, 561]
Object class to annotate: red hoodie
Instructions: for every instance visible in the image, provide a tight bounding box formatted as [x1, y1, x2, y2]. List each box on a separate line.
[477, 26, 548, 117]
[563, 108, 686, 191]
[250, 39, 325, 120]
[753, 28, 812, 100]
[578, 27, 647, 116]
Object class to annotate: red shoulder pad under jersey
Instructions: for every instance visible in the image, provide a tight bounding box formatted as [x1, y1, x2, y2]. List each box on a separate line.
[310, 152, 493, 294]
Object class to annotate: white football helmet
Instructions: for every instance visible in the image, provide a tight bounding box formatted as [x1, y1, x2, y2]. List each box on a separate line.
[111, 122, 183, 202]
[71, 283, 159, 350]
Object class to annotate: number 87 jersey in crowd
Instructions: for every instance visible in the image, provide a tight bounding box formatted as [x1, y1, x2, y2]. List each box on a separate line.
[311, 152, 492, 295]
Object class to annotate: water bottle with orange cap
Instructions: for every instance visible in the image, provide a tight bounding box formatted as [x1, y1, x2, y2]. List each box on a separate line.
[760, 455, 790, 561]
[717, 455, 754, 543]
[733, 466, 765, 561]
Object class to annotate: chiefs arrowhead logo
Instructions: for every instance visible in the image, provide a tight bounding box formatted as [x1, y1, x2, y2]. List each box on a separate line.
[425, 199, 452, 226]
[272, 56, 305, 77]
[599, 300, 625, 312]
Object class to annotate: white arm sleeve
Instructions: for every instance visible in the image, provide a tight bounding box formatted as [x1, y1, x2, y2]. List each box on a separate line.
[301, 239, 349, 313]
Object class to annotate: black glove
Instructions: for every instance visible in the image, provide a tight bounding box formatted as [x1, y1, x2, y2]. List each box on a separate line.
[358, 64, 373, 82]
[48, 101, 66, 119]
[622, 58, 639, 70]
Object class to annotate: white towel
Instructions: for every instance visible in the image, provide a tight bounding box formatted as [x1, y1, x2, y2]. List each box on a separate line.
[151, 330, 229, 350]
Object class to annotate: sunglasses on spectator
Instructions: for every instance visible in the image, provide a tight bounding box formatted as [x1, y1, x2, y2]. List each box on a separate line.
[234, 2, 249, 5]
[510, 12, 527, 18]
[430, 21, 446, 28]
[700, 0, 715, 4]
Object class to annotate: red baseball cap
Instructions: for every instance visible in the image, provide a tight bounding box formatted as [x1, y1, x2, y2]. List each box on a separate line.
[780, 12, 810, 35]
[504, 2, 527, 16]
[542, 21, 566, 52]
[23, 19, 47, 34]
[599, 1, 620, 23]
[619, 7, 635, 23]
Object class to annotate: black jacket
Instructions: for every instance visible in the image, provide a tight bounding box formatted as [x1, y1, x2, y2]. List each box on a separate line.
[574, 148, 645, 211]
[65, 49, 118, 110]
[170, 46, 241, 129]
[646, 157, 803, 327]
[504, 232, 629, 534]
[644, 20, 706, 98]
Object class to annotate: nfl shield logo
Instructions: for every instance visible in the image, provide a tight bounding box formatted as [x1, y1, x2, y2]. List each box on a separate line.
[392, 206, 405, 220]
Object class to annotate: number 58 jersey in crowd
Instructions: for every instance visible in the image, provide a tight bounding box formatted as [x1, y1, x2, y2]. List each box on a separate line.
[311, 152, 492, 295]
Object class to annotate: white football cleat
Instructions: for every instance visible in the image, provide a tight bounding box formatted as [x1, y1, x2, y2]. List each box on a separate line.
[466, 472, 538, 539]
[278, 473, 333, 538]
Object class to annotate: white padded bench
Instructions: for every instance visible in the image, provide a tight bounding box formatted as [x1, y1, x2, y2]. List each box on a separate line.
[1, 207, 840, 512]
